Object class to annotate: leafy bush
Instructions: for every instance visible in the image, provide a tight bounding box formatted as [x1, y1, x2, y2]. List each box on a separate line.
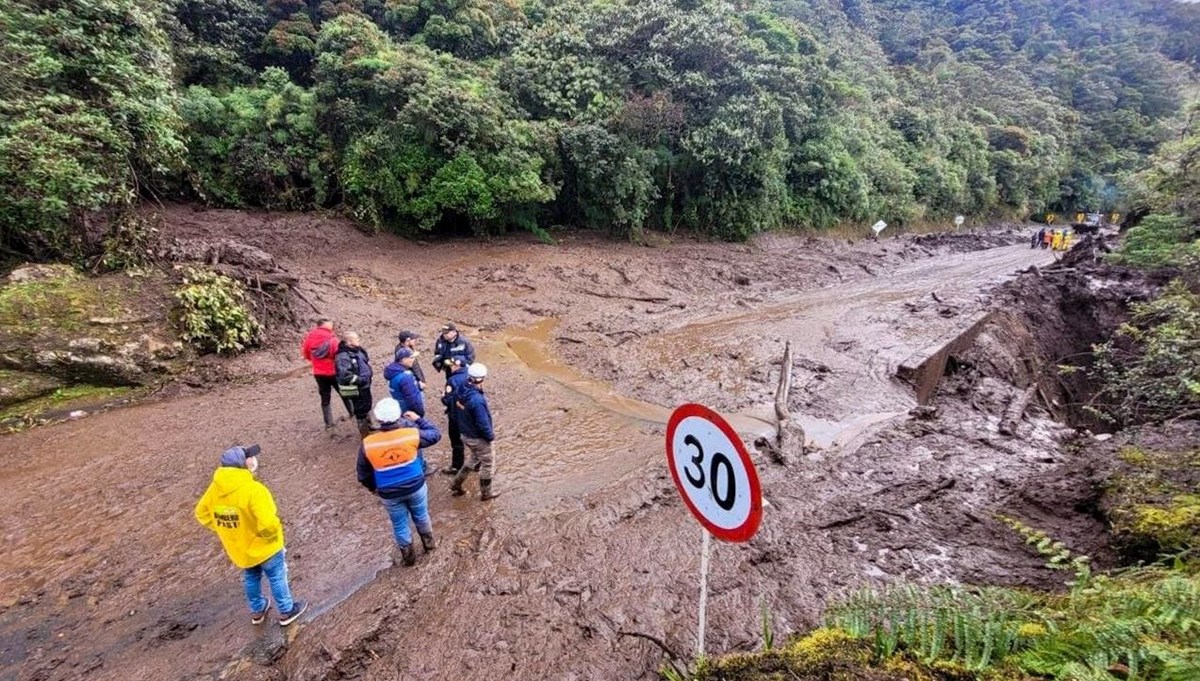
[0, 0, 184, 260]
[180, 68, 330, 209]
[98, 213, 160, 272]
[1088, 280, 1200, 425]
[174, 268, 261, 354]
[315, 16, 554, 234]
[1110, 214, 1200, 272]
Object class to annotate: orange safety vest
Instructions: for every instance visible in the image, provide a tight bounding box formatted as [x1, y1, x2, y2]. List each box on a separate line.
[363, 428, 421, 472]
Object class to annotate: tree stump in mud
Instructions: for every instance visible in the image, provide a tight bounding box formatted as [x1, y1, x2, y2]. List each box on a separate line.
[756, 341, 805, 465]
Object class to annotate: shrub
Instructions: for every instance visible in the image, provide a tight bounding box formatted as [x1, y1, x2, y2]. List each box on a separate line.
[1088, 280, 1200, 426]
[174, 268, 260, 354]
[1110, 214, 1200, 272]
[0, 0, 184, 260]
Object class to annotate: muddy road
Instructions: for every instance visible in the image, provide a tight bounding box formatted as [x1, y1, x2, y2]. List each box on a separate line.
[0, 210, 1060, 681]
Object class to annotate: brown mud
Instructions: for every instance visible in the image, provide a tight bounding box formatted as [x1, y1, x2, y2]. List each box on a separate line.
[0, 209, 1115, 681]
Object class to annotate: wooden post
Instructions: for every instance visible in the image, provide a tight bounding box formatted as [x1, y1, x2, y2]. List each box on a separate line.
[758, 341, 802, 464]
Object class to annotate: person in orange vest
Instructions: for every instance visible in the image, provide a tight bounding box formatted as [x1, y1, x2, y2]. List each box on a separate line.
[1042, 229, 1052, 249]
[194, 445, 308, 626]
[357, 398, 442, 566]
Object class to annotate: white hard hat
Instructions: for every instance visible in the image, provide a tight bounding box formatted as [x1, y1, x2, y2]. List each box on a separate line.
[373, 398, 401, 423]
[468, 362, 488, 379]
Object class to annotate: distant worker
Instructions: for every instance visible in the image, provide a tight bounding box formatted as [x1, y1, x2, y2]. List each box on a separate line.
[440, 358, 470, 475]
[335, 331, 375, 435]
[384, 347, 425, 417]
[357, 398, 442, 566]
[394, 330, 426, 391]
[432, 323, 476, 381]
[1042, 229, 1053, 250]
[301, 318, 350, 429]
[451, 363, 500, 501]
[194, 445, 308, 627]
[1051, 229, 1064, 251]
[1032, 227, 1044, 249]
[1061, 230, 1073, 251]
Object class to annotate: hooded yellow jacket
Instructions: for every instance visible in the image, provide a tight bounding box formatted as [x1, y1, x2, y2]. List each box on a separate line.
[194, 467, 285, 569]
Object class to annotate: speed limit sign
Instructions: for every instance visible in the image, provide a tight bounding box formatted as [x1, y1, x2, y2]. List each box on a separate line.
[666, 403, 762, 542]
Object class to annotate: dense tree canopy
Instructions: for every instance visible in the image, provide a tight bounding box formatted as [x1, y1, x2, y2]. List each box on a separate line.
[2, 0, 1199, 256]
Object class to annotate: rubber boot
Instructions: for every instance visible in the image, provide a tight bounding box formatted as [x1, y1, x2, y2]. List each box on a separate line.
[394, 543, 416, 567]
[322, 403, 334, 429]
[480, 479, 501, 501]
[450, 467, 470, 497]
[420, 532, 436, 552]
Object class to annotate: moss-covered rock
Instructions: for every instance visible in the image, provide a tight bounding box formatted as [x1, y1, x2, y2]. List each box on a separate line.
[1106, 443, 1200, 560]
[0, 383, 139, 433]
[0, 263, 186, 386]
[689, 628, 1016, 681]
[0, 369, 62, 407]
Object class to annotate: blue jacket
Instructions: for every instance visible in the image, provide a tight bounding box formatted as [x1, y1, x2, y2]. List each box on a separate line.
[455, 382, 494, 441]
[384, 362, 425, 417]
[356, 417, 441, 498]
[441, 369, 470, 419]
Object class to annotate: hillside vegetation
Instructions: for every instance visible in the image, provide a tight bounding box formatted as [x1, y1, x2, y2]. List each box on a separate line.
[1, 0, 1198, 258]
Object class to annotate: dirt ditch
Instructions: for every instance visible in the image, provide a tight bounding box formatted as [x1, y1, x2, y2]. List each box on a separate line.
[0, 209, 1124, 681]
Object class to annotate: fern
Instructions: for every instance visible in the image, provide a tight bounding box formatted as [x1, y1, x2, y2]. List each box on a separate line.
[828, 568, 1200, 681]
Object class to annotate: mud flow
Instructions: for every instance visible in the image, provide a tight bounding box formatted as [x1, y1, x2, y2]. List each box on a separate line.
[0, 211, 1066, 681]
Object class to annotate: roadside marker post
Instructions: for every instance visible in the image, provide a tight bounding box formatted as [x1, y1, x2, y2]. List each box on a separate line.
[666, 403, 763, 658]
[871, 220, 888, 237]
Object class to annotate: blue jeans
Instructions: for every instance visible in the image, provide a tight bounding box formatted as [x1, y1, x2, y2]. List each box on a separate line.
[381, 484, 431, 548]
[243, 549, 294, 614]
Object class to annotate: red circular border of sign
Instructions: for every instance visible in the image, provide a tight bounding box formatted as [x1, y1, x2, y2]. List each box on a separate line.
[665, 403, 763, 542]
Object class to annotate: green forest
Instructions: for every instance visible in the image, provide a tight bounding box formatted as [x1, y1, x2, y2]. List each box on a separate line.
[2, 0, 1198, 259]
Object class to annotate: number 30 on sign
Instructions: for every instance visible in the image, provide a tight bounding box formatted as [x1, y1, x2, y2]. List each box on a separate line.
[666, 403, 763, 542]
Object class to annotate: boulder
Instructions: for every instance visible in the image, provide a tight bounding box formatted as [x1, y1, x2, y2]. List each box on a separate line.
[5, 264, 78, 285]
[0, 370, 63, 407]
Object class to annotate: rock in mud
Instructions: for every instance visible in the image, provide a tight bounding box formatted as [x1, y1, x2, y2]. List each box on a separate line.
[0, 264, 185, 388]
[5, 263, 79, 285]
[162, 237, 277, 271]
[0, 370, 62, 407]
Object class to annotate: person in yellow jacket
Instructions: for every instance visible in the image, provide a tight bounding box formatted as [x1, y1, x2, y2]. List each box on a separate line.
[1051, 229, 1064, 251]
[194, 445, 308, 626]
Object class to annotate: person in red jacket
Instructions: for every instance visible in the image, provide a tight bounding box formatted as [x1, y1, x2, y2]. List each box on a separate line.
[301, 318, 351, 428]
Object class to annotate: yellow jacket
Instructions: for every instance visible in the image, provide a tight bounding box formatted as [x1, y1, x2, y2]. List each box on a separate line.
[194, 467, 285, 569]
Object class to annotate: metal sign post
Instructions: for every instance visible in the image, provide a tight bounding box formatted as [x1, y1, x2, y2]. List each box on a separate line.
[666, 403, 764, 659]
[697, 529, 711, 657]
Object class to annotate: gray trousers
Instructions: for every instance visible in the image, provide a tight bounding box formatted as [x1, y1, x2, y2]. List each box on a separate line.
[462, 436, 495, 480]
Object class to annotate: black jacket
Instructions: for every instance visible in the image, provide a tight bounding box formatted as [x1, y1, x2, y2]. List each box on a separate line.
[432, 334, 476, 376]
[335, 345, 373, 387]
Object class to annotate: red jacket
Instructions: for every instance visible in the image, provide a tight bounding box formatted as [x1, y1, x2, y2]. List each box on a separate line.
[301, 327, 339, 376]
